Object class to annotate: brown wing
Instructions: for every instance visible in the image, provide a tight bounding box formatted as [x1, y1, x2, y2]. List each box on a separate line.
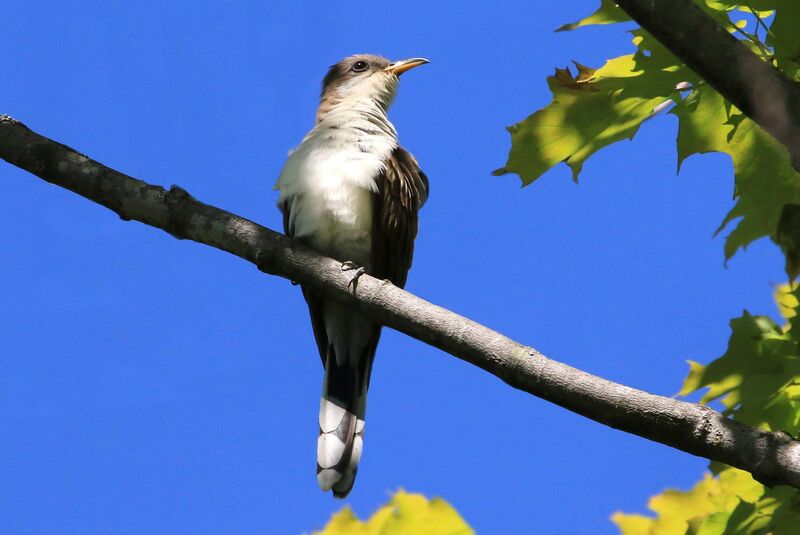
[371, 146, 429, 288]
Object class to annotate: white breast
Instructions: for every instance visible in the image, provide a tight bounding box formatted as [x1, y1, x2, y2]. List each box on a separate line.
[276, 104, 398, 266]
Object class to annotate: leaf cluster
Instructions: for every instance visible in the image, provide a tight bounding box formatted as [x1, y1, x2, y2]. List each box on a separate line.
[497, 0, 800, 261]
[314, 490, 473, 535]
[614, 284, 800, 534]
[502, 2, 800, 532]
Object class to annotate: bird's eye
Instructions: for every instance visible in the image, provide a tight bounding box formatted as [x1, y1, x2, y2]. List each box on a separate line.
[351, 61, 368, 72]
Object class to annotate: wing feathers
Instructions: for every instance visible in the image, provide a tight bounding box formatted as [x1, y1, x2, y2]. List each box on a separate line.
[371, 146, 428, 288]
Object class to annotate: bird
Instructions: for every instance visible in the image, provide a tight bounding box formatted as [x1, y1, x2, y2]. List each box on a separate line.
[275, 54, 429, 498]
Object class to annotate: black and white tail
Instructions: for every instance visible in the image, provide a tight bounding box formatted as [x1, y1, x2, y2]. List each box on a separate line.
[312, 299, 380, 498]
[316, 344, 373, 498]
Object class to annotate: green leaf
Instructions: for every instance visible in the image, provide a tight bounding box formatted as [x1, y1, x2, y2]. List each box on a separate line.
[695, 511, 733, 535]
[719, 486, 800, 534]
[495, 31, 695, 184]
[669, 2, 798, 78]
[611, 469, 763, 535]
[701, 0, 773, 12]
[555, 0, 629, 32]
[621, 284, 800, 533]
[314, 490, 474, 535]
[787, 285, 800, 334]
[774, 283, 798, 324]
[612, 514, 655, 535]
[768, 2, 800, 81]
[507, 2, 800, 262]
[678, 306, 800, 434]
[614, 469, 800, 534]
[775, 206, 800, 280]
[672, 85, 800, 259]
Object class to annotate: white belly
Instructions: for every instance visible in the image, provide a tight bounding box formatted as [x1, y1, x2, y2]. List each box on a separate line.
[276, 125, 393, 267]
[276, 102, 399, 267]
[292, 178, 374, 266]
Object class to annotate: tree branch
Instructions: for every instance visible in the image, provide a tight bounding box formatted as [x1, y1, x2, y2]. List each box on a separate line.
[2, 114, 800, 489]
[615, 0, 800, 171]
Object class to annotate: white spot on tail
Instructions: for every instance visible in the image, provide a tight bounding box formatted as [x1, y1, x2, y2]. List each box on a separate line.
[350, 434, 363, 466]
[319, 398, 347, 433]
[317, 433, 346, 469]
[317, 468, 340, 491]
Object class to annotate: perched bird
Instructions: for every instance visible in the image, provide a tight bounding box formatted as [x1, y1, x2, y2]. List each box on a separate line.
[275, 54, 429, 497]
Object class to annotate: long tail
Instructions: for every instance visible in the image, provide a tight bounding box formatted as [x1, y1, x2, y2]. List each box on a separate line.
[315, 304, 379, 498]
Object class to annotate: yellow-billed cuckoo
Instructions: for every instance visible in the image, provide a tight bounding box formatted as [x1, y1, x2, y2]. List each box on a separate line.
[275, 54, 429, 497]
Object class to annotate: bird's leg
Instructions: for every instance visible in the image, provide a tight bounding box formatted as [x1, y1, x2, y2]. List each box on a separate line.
[341, 261, 366, 292]
[341, 260, 358, 271]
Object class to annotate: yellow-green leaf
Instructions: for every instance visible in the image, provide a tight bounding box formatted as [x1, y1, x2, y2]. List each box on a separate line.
[673, 85, 800, 259]
[612, 469, 763, 535]
[695, 511, 733, 535]
[555, 0, 629, 32]
[774, 283, 798, 326]
[615, 469, 800, 534]
[768, 3, 800, 81]
[678, 308, 800, 433]
[611, 513, 654, 535]
[495, 32, 695, 184]
[314, 490, 473, 535]
[508, 2, 800, 262]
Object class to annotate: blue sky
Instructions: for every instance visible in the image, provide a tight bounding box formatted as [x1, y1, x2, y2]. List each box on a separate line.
[0, 1, 786, 533]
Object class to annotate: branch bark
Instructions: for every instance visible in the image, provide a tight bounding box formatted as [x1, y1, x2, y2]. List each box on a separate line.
[615, 0, 800, 171]
[2, 114, 800, 489]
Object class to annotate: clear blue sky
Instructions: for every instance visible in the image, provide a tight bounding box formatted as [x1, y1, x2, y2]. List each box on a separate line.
[0, 1, 786, 533]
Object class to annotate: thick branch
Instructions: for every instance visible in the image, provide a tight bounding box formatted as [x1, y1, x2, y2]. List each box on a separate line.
[615, 0, 800, 170]
[2, 114, 800, 488]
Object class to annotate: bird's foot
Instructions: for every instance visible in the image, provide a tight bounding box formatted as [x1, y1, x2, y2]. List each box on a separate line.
[341, 261, 366, 292]
[341, 260, 359, 271]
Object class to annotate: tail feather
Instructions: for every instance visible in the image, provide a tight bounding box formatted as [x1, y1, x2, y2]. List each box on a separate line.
[316, 398, 365, 497]
[312, 301, 380, 498]
[316, 346, 371, 498]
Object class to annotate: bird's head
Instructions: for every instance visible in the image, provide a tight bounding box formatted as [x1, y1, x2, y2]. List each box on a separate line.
[317, 54, 428, 121]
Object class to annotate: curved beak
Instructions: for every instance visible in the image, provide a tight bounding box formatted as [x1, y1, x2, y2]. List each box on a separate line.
[385, 57, 430, 76]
